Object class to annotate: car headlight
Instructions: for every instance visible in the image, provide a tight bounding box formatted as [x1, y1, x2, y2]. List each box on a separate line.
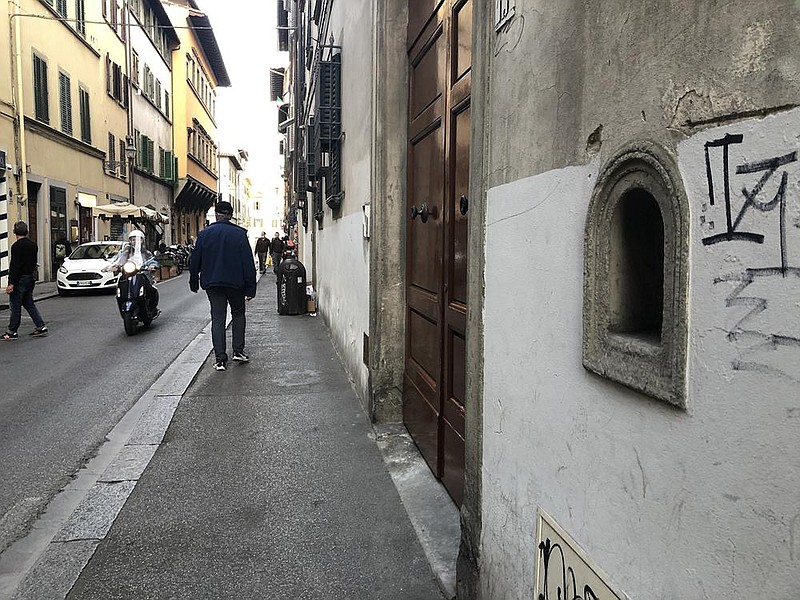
[58, 266, 67, 274]
[122, 261, 137, 275]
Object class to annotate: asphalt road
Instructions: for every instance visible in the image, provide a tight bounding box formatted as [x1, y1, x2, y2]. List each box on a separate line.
[0, 274, 211, 554]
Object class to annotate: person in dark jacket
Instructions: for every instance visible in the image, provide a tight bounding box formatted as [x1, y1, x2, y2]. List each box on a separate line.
[2, 221, 47, 340]
[269, 231, 284, 274]
[254, 232, 270, 274]
[189, 201, 257, 371]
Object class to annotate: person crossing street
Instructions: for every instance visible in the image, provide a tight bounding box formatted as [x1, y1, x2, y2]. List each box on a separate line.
[2, 221, 48, 340]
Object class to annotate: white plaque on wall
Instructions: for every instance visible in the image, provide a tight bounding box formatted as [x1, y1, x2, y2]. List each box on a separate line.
[535, 508, 628, 600]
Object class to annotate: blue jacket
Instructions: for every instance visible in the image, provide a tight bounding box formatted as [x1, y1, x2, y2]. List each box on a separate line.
[189, 221, 257, 297]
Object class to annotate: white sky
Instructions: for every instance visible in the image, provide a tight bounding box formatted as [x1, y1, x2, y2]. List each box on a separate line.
[199, 1, 288, 198]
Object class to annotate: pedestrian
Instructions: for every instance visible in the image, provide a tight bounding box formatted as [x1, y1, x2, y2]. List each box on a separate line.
[254, 231, 270, 274]
[270, 231, 284, 274]
[2, 221, 48, 340]
[189, 201, 257, 371]
[53, 232, 71, 273]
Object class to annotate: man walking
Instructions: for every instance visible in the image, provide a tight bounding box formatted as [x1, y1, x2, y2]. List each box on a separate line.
[254, 231, 270, 274]
[189, 201, 257, 371]
[270, 231, 284, 274]
[2, 221, 48, 340]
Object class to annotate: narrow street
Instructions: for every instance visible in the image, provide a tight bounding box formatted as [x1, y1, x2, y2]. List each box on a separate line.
[0, 275, 455, 600]
[0, 275, 210, 556]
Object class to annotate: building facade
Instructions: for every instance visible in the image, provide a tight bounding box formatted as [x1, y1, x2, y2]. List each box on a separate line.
[217, 149, 247, 224]
[162, 0, 230, 245]
[280, 1, 800, 598]
[0, 0, 130, 284]
[127, 0, 179, 247]
[0, 0, 228, 286]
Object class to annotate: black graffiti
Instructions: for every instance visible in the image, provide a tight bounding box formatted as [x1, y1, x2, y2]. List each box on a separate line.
[538, 538, 600, 600]
[702, 133, 798, 273]
[713, 266, 800, 381]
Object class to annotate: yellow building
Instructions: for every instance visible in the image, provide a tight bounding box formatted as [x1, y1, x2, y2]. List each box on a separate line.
[0, 0, 132, 283]
[161, 0, 230, 244]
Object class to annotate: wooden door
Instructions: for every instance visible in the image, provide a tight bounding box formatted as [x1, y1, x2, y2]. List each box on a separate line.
[405, 0, 471, 506]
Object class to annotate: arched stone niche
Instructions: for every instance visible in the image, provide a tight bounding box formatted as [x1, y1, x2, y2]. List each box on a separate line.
[583, 143, 689, 407]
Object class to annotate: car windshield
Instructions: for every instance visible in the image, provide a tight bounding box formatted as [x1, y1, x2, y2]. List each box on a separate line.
[69, 244, 120, 260]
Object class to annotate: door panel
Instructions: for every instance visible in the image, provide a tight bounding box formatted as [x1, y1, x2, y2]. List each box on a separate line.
[405, 0, 471, 506]
[409, 125, 444, 294]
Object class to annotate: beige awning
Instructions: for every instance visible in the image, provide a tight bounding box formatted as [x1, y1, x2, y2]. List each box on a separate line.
[93, 202, 169, 223]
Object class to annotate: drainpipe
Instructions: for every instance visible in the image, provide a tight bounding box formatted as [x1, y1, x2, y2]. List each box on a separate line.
[123, 0, 135, 207]
[10, 0, 28, 209]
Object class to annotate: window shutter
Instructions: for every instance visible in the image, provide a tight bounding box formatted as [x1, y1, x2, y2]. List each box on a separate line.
[34, 55, 49, 123]
[79, 88, 91, 143]
[147, 138, 154, 173]
[59, 72, 72, 135]
[108, 133, 116, 173]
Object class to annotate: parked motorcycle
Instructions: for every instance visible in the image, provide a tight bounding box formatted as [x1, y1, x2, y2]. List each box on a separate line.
[113, 258, 160, 335]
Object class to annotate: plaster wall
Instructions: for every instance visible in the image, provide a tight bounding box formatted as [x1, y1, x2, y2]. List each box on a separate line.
[480, 109, 800, 600]
[315, 210, 370, 402]
[479, 2, 800, 597]
[489, 0, 800, 187]
[309, 0, 373, 402]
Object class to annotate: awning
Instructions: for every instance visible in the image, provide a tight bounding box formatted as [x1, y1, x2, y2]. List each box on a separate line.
[76, 193, 97, 208]
[93, 202, 169, 223]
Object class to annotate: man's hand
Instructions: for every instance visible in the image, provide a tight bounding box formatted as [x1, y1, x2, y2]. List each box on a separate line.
[189, 280, 199, 293]
[5, 284, 13, 294]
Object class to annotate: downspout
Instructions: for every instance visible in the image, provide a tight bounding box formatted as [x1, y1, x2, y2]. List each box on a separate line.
[10, 0, 28, 207]
[123, 0, 135, 207]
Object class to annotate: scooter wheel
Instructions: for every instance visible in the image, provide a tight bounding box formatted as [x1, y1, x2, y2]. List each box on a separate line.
[123, 313, 137, 336]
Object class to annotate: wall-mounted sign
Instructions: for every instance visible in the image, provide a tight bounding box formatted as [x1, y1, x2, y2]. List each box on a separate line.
[535, 508, 626, 600]
[495, 0, 515, 31]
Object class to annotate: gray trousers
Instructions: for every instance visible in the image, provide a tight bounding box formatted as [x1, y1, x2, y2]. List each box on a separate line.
[206, 286, 246, 363]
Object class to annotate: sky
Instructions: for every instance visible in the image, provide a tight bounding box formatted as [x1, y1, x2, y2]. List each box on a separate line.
[198, 1, 288, 198]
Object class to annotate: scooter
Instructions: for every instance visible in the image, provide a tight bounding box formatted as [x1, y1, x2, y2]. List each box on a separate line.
[115, 258, 160, 335]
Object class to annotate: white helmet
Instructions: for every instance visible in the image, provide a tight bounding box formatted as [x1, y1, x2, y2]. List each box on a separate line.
[129, 230, 145, 241]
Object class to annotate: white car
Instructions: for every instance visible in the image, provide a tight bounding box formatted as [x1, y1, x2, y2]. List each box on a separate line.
[56, 241, 124, 295]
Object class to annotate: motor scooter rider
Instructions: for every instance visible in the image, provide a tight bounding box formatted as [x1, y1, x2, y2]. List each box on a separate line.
[104, 230, 159, 305]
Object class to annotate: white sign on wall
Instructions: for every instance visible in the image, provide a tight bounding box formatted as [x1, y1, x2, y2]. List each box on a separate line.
[495, 0, 514, 31]
[535, 508, 626, 600]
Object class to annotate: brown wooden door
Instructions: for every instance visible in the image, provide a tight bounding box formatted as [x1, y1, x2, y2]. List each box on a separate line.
[404, 0, 471, 506]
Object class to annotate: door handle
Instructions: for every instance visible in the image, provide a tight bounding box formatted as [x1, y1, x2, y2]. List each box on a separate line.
[411, 203, 437, 223]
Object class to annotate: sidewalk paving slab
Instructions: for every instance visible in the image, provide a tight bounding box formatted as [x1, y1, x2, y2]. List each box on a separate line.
[52, 275, 454, 600]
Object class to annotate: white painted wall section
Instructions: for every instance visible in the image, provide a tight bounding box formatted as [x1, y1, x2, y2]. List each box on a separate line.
[482, 109, 800, 599]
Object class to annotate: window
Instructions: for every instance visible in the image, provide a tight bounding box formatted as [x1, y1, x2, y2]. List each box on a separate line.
[108, 132, 116, 174]
[583, 144, 689, 407]
[55, 0, 67, 17]
[119, 139, 127, 177]
[75, 0, 85, 35]
[33, 53, 49, 123]
[79, 87, 91, 143]
[131, 51, 139, 88]
[164, 90, 169, 119]
[155, 79, 161, 110]
[58, 71, 72, 135]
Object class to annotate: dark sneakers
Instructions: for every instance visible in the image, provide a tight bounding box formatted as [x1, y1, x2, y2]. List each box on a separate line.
[1, 332, 19, 341]
[213, 361, 227, 371]
[30, 326, 48, 337]
[232, 352, 250, 363]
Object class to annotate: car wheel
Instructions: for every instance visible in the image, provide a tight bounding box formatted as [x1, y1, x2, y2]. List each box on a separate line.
[57, 288, 70, 297]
